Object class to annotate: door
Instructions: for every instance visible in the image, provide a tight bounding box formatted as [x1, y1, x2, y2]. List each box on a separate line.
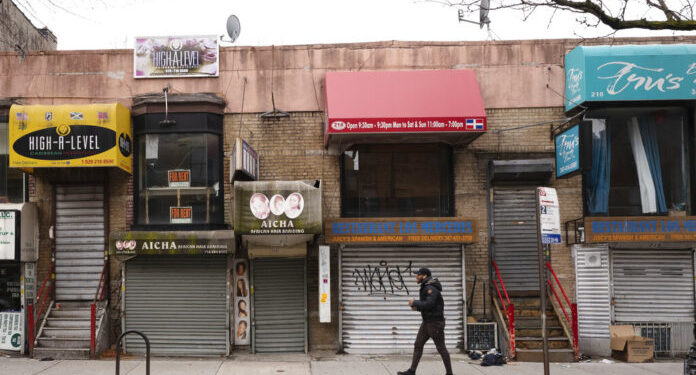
[492, 187, 539, 295]
[252, 257, 306, 353]
[55, 185, 105, 301]
[341, 246, 463, 354]
[124, 256, 228, 356]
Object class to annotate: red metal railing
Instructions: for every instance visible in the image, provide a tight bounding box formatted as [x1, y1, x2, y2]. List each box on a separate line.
[546, 261, 579, 357]
[28, 264, 55, 353]
[90, 262, 108, 356]
[492, 260, 515, 357]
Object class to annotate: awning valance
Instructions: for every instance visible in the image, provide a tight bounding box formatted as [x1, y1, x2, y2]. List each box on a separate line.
[9, 103, 133, 173]
[324, 69, 487, 147]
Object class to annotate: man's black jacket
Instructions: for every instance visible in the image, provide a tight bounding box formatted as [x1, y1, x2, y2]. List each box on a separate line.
[412, 277, 445, 322]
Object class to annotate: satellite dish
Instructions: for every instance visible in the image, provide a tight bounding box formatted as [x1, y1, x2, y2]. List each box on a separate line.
[479, 0, 491, 29]
[226, 15, 241, 43]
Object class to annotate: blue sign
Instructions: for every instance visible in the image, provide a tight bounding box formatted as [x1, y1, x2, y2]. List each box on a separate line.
[542, 233, 562, 244]
[565, 44, 696, 111]
[555, 124, 580, 178]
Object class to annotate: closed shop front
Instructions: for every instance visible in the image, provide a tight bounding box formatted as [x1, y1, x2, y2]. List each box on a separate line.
[340, 246, 464, 354]
[251, 257, 306, 353]
[573, 244, 611, 356]
[124, 255, 228, 356]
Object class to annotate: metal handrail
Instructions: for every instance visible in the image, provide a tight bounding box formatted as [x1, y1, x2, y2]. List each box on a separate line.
[29, 264, 54, 353]
[545, 261, 579, 357]
[91, 262, 108, 356]
[491, 260, 515, 358]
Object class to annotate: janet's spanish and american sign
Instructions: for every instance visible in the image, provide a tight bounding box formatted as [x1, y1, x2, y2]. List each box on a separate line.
[9, 104, 133, 173]
[325, 218, 477, 244]
[585, 216, 696, 243]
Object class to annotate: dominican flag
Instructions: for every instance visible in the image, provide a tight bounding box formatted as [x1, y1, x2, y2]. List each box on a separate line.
[466, 118, 484, 130]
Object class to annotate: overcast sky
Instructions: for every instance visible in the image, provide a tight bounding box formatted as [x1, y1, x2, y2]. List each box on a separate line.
[14, 0, 696, 50]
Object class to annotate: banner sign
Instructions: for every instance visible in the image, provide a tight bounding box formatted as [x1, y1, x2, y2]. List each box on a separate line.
[325, 218, 477, 244]
[555, 124, 580, 178]
[234, 180, 322, 235]
[585, 216, 696, 243]
[230, 138, 259, 182]
[0, 312, 23, 351]
[170, 207, 192, 224]
[327, 117, 487, 136]
[168, 170, 190, 188]
[565, 44, 696, 111]
[9, 104, 133, 173]
[319, 245, 331, 323]
[134, 35, 219, 78]
[110, 230, 234, 256]
[538, 187, 562, 244]
[233, 259, 249, 345]
[0, 211, 16, 260]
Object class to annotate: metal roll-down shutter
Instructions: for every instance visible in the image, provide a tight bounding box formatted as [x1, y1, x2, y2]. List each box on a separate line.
[125, 256, 228, 356]
[252, 257, 306, 353]
[492, 187, 539, 294]
[341, 246, 463, 354]
[55, 185, 105, 301]
[612, 249, 694, 322]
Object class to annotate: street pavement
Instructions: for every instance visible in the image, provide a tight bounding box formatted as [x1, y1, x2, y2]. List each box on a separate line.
[0, 352, 684, 375]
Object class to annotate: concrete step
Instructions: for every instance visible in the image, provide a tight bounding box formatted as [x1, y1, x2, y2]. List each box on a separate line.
[510, 298, 542, 308]
[514, 317, 562, 328]
[516, 327, 565, 337]
[45, 318, 92, 329]
[515, 348, 575, 362]
[37, 337, 90, 349]
[516, 336, 571, 350]
[41, 327, 91, 338]
[33, 347, 90, 360]
[50, 309, 91, 319]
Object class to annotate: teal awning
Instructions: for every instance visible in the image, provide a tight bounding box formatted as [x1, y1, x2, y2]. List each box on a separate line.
[564, 44, 696, 111]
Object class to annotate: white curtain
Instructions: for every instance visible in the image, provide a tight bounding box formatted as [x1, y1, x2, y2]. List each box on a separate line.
[627, 117, 657, 214]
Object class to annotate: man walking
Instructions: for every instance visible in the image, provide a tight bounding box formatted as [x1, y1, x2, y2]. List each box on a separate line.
[398, 267, 453, 375]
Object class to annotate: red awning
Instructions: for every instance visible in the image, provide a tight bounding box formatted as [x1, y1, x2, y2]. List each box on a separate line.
[324, 69, 486, 147]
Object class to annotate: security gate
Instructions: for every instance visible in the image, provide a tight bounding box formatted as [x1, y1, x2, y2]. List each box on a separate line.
[492, 187, 539, 294]
[252, 257, 306, 353]
[612, 249, 694, 322]
[124, 256, 228, 356]
[341, 246, 463, 354]
[55, 185, 105, 301]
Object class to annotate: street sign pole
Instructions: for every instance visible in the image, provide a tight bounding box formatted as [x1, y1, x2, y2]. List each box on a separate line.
[536, 187, 561, 375]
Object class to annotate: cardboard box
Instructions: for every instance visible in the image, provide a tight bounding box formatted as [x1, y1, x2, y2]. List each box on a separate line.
[610, 325, 654, 363]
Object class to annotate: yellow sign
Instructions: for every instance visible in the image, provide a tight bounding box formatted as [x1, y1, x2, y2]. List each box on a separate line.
[9, 103, 133, 173]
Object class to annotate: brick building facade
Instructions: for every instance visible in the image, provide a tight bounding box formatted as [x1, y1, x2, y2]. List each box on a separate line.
[0, 0, 57, 52]
[0, 36, 694, 359]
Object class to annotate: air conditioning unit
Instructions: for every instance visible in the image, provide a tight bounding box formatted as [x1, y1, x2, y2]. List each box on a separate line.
[584, 251, 602, 267]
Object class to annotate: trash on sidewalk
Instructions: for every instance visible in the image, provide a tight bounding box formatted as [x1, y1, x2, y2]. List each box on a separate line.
[610, 325, 654, 363]
[600, 359, 614, 364]
[467, 350, 482, 360]
[480, 353, 506, 366]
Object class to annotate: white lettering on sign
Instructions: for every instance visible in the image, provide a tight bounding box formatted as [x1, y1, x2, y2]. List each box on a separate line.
[141, 241, 178, 250]
[597, 61, 684, 95]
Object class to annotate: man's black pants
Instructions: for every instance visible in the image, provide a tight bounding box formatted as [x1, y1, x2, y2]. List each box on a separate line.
[409, 320, 453, 374]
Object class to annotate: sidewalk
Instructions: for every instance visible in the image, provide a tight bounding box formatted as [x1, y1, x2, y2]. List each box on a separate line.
[0, 353, 683, 375]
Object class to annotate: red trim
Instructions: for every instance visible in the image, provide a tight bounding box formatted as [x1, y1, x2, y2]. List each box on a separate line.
[547, 261, 571, 307]
[545, 261, 579, 357]
[508, 304, 516, 357]
[27, 304, 34, 353]
[90, 303, 96, 355]
[492, 260, 515, 357]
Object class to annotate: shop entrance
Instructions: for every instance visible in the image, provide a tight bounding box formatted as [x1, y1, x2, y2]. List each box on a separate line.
[491, 186, 540, 295]
[251, 257, 306, 353]
[55, 185, 106, 301]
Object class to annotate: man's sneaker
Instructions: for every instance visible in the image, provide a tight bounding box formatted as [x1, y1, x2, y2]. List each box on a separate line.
[397, 370, 415, 375]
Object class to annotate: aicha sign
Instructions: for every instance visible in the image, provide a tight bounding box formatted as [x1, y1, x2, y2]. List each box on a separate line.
[110, 230, 234, 256]
[134, 35, 219, 78]
[234, 180, 322, 235]
[565, 44, 696, 111]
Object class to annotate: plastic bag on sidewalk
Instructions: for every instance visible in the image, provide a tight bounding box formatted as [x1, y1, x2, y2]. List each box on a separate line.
[481, 353, 506, 366]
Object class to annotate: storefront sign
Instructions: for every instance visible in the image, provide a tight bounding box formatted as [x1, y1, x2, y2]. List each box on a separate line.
[0, 312, 23, 351]
[231, 138, 259, 182]
[565, 44, 696, 111]
[538, 187, 562, 244]
[9, 104, 133, 173]
[170, 207, 192, 224]
[325, 218, 477, 244]
[585, 216, 696, 243]
[234, 180, 322, 235]
[319, 245, 331, 323]
[555, 124, 580, 178]
[233, 259, 249, 345]
[24, 263, 35, 303]
[168, 170, 190, 188]
[134, 35, 219, 78]
[110, 230, 234, 256]
[0, 211, 16, 260]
